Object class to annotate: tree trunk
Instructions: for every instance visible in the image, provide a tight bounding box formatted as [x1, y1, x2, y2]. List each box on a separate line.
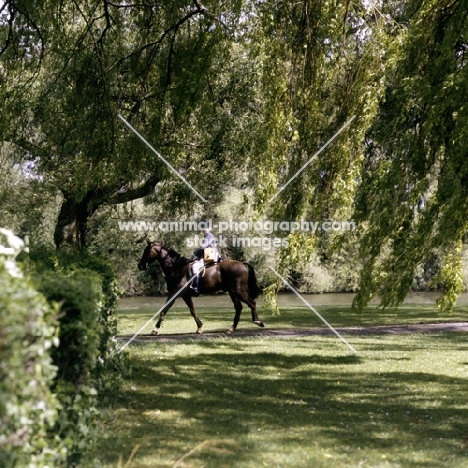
[54, 196, 95, 249]
[54, 175, 161, 249]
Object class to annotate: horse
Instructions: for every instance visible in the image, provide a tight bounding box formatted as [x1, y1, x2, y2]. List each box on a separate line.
[137, 240, 265, 334]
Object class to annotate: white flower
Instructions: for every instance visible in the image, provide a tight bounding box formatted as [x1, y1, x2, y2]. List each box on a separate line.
[0, 228, 25, 277]
[0, 246, 15, 255]
[0, 228, 25, 253]
[4, 260, 23, 278]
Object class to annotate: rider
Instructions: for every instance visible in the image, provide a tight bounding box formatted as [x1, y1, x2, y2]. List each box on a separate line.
[189, 227, 219, 295]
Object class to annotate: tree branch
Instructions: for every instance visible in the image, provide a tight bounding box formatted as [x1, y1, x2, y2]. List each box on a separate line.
[105, 7, 202, 73]
[106, 173, 161, 205]
[0, 1, 14, 57]
[97, 0, 113, 46]
[193, 0, 232, 34]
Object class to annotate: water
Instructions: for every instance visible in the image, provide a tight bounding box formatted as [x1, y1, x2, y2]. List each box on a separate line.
[118, 291, 468, 310]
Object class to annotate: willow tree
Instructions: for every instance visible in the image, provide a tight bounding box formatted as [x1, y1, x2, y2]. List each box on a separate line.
[353, 0, 468, 312]
[4, 0, 243, 248]
[245, 0, 392, 307]
[0, 1, 46, 183]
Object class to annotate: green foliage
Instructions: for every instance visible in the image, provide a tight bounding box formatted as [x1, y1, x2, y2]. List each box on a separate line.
[85, 201, 172, 296]
[34, 269, 102, 466]
[354, 0, 468, 311]
[252, 0, 388, 216]
[4, 0, 468, 310]
[39, 271, 103, 383]
[0, 234, 65, 467]
[240, 0, 392, 305]
[436, 241, 465, 314]
[3, 0, 249, 248]
[262, 232, 318, 314]
[261, 277, 281, 315]
[0, 144, 58, 245]
[31, 247, 126, 384]
[30, 247, 126, 465]
[54, 381, 99, 466]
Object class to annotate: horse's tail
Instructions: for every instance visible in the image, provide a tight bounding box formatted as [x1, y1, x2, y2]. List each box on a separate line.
[244, 263, 259, 300]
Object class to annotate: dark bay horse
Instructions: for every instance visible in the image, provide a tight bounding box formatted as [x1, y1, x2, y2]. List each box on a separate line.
[138, 241, 265, 334]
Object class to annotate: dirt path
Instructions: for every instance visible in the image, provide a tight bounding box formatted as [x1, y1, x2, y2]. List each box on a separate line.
[117, 321, 468, 344]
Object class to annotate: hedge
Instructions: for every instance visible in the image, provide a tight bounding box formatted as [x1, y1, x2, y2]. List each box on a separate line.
[31, 248, 125, 466]
[0, 253, 65, 466]
[37, 270, 103, 466]
[0, 231, 125, 467]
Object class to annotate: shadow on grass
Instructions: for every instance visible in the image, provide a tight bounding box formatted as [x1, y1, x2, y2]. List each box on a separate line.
[96, 335, 468, 467]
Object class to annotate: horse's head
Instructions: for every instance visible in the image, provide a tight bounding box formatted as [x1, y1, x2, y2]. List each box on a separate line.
[138, 240, 163, 271]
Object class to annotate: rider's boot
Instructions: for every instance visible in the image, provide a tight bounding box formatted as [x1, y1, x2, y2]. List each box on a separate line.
[190, 273, 200, 296]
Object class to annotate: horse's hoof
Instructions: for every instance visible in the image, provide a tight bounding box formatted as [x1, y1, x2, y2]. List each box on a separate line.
[151, 328, 159, 335]
[226, 328, 234, 335]
[196, 327, 203, 335]
[254, 320, 265, 328]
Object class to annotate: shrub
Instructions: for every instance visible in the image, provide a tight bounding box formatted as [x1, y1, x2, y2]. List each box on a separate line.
[27, 249, 125, 467]
[30, 247, 126, 465]
[37, 270, 102, 466]
[0, 237, 65, 467]
[30, 248, 124, 376]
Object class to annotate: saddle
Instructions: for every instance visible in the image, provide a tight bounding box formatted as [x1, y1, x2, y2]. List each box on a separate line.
[188, 248, 221, 279]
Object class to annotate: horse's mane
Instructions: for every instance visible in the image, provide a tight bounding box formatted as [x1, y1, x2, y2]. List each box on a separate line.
[161, 245, 189, 264]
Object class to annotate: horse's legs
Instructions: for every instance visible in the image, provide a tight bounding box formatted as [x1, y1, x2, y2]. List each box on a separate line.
[152, 295, 176, 335]
[182, 295, 203, 334]
[226, 291, 243, 334]
[237, 289, 265, 328]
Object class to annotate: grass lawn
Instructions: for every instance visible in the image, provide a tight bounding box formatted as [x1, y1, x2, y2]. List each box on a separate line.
[115, 298, 468, 335]
[94, 302, 468, 467]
